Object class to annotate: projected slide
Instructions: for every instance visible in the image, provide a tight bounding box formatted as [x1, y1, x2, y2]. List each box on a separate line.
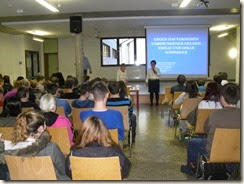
[146, 27, 209, 78]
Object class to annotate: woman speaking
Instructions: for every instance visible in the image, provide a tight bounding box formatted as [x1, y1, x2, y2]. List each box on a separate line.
[146, 60, 160, 106]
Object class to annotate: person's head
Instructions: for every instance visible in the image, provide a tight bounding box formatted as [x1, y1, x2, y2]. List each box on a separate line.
[1, 96, 21, 117]
[3, 75, 11, 84]
[150, 60, 156, 69]
[89, 77, 102, 89]
[17, 76, 24, 81]
[0, 78, 4, 86]
[65, 78, 75, 89]
[74, 116, 116, 148]
[11, 110, 46, 144]
[17, 86, 29, 100]
[108, 81, 120, 95]
[91, 82, 109, 102]
[46, 83, 58, 96]
[36, 75, 45, 83]
[203, 82, 221, 102]
[39, 94, 57, 113]
[13, 80, 21, 89]
[177, 75, 186, 85]
[66, 75, 73, 80]
[185, 80, 199, 98]
[19, 79, 30, 88]
[120, 63, 126, 72]
[218, 72, 228, 80]
[83, 75, 90, 83]
[213, 74, 222, 85]
[79, 84, 90, 97]
[50, 76, 59, 86]
[197, 78, 205, 87]
[30, 80, 37, 89]
[220, 83, 240, 107]
[118, 81, 128, 98]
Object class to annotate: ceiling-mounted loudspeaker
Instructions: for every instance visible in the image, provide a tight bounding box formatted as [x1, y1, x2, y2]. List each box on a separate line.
[70, 16, 82, 34]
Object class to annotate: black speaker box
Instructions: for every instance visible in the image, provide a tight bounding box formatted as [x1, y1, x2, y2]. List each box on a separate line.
[70, 16, 82, 34]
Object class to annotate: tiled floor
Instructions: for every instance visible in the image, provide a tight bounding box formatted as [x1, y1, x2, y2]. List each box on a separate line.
[123, 104, 195, 181]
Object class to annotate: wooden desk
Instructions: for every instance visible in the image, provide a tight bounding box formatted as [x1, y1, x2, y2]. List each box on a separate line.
[129, 87, 139, 110]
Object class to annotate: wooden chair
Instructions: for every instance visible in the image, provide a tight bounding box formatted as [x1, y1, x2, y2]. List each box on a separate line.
[0, 127, 14, 140]
[168, 92, 183, 125]
[162, 87, 172, 104]
[21, 107, 34, 113]
[47, 127, 71, 155]
[56, 106, 65, 116]
[71, 107, 92, 131]
[70, 156, 121, 180]
[4, 155, 57, 180]
[194, 109, 217, 134]
[108, 129, 119, 144]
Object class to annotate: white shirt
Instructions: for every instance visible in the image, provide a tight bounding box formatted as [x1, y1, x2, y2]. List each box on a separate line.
[145, 67, 160, 83]
[4, 137, 36, 151]
[117, 69, 128, 83]
[198, 100, 223, 109]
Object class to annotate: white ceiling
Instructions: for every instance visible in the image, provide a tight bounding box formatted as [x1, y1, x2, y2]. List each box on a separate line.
[0, 0, 241, 38]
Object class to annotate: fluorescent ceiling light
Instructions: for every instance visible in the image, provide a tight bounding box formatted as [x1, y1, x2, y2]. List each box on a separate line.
[26, 30, 50, 36]
[35, 0, 59, 12]
[179, 0, 192, 8]
[210, 25, 235, 31]
[218, 32, 228, 38]
[33, 37, 44, 42]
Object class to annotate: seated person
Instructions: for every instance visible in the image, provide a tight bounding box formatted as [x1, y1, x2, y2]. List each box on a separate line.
[65, 116, 131, 179]
[46, 83, 71, 117]
[181, 83, 240, 175]
[39, 94, 74, 146]
[3, 80, 20, 100]
[0, 96, 21, 127]
[60, 78, 80, 99]
[218, 72, 229, 86]
[2, 75, 13, 95]
[72, 84, 94, 108]
[107, 81, 136, 143]
[17, 86, 40, 110]
[80, 82, 124, 141]
[170, 74, 186, 94]
[0, 87, 4, 107]
[213, 74, 222, 85]
[0, 110, 70, 180]
[197, 78, 206, 92]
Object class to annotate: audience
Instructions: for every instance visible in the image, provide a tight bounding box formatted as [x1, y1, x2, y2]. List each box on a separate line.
[72, 84, 94, 108]
[60, 78, 80, 99]
[196, 78, 206, 92]
[80, 82, 124, 141]
[170, 74, 186, 94]
[17, 86, 39, 109]
[2, 75, 13, 95]
[218, 72, 229, 86]
[3, 80, 20, 99]
[39, 94, 74, 145]
[213, 74, 222, 85]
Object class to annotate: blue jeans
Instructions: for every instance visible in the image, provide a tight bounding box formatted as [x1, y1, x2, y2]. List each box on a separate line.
[187, 137, 207, 167]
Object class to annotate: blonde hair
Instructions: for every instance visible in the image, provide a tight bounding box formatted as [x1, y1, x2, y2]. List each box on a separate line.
[74, 116, 116, 148]
[39, 94, 56, 112]
[11, 110, 45, 144]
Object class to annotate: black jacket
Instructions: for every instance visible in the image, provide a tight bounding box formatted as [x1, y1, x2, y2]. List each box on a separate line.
[65, 142, 131, 179]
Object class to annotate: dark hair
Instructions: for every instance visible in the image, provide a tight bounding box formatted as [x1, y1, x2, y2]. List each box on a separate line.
[36, 75, 45, 82]
[185, 80, 199, 98]
[119, 81, 128, 98]
[73, 77, 78, 87]
[197, 78, 205, 86]
[1, 96, 21, 117]
[203, 82, 221, 102]
[50, 76, 59, 85]
[3, 75, 10, 84]
[177, 75, 186, 85]
[89, 77, 102, 89]
[46, 83, 58, 95]
[218, 72, 228, 80]
[108, 81, 120, 95]
[220, 83, 240, 105]
[150, 60, 156, 65]
[17, 86, 29, 99]
[66, 75, 73, 80]
[213, 74, 222, 85]
[83, 75, 90, 83]
[91, 82, 109, 101]
[65, 78, 75, 89]
[17, 76, 24, 81]
[79, 84, 90, 96]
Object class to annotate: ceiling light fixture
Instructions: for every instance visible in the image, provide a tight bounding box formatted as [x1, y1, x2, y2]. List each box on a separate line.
[179, 0, 192, 8]
[26, 30, 50, 36]
[228, 48, 237, 59]
[218, 32, 228, 38]
[35, 0, 59, 12]
[210, 25, 235, 31]
[33, 36, 44, 42]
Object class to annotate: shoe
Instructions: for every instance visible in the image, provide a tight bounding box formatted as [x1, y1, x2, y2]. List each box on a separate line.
[180, 165, 195, 176]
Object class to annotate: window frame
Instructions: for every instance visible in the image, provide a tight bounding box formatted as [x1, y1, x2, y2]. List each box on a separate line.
[100, 36, 146, 67]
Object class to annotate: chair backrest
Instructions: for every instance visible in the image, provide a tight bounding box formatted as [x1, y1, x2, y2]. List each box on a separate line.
[209, 128, 240, 163]
[21, 107, 34, 113]
[4, 155, 57, 180]
[164, 87, 172, 104]
[195, 109, 217, 134]
[180, 98, 202, 119]
[47, 127, 71, 155]
[70, 156, 121, 180]
[108, 129, 118, 144]
[0, 127, 14, 140]
[71, 107, 92, 131]
[107, 106, 129, 131]
[172, 92, 183, 110]
[56, 106, 65, 116]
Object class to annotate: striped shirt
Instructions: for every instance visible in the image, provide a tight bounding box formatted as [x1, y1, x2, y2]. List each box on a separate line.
[106, 98, 133, 117]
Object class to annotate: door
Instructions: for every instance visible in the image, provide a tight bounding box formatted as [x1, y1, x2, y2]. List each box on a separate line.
[25, 51, 40, 79]
[44, 53, 59, 77]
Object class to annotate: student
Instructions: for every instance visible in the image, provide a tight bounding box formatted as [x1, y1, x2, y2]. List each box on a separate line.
[65, 116, 131, 179]
[2, 75, 13, 95]
[72, 84, 94, 108]
[117, 63, 128, 85]
[145, 60, 160, 106]
[196, 78, 206, 92]
[60, 78, 80, 99]
[39, 94, 74, 146]
[0, 110, 70, 180]
[80, 82, 124, 141]
[170, 74, 186, 94]
[3, 80, 20, 100]
[218, 72, 229, 86]
[83, 55, 92, 75]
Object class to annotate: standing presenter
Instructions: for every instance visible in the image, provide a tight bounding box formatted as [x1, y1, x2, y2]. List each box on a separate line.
[146, 60, 160, 106]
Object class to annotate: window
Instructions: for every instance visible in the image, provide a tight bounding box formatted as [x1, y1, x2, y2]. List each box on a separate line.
[101, 37, 145, 66]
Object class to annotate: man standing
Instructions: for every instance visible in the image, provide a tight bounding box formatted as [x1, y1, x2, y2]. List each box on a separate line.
[83, 55, 92, 75]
